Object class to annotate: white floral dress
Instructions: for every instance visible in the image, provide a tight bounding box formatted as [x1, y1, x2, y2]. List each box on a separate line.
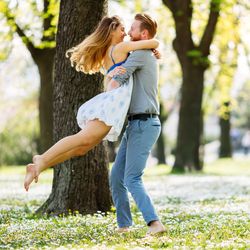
[76, 62, 133, 142]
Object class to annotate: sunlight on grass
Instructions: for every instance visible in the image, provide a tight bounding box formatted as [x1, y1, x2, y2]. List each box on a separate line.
[0, 165, 53, 176]
[204, 158, 250, 176]
[0, 165, 27, 174]
[143, 158, 250, 177]
[144, 164, 171, 177]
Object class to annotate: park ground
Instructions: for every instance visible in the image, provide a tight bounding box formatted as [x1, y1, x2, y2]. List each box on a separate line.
[0, 158, 250, 249]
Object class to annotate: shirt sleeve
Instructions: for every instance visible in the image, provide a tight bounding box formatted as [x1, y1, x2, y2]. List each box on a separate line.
[112, 50, 147, 86]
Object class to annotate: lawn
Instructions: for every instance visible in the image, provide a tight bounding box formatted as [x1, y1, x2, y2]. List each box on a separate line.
[0, 158, 250, 249]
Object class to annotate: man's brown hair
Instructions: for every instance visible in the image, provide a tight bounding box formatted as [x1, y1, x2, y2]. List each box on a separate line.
[134, 13, 157, 38]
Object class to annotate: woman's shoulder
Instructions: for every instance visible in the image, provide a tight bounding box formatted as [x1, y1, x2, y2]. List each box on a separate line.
[110, 43, 129, 63]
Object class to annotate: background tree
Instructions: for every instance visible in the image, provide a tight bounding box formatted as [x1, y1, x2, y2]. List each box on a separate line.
[155, 102, 168, 164]
[162, 0, 221, 172]
[37, 0, 111, 215]
[217, 3, 238, 158]
[202, 3, 239, 158]
[217, 12, 239, 158]
[0, 0, 58, 152]
[0, 44, 40, 165]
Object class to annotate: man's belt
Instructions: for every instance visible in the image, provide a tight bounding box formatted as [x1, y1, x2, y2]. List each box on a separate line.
[128, 113, 158, 121]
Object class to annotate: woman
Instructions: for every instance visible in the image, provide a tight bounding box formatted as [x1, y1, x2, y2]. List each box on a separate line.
[24, 15, 159, 191]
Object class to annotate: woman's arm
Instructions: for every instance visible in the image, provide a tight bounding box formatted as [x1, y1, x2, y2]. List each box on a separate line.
[116, 39, 159, 54]
[104, 66, 126, 91]
[104, 76, 120, 91]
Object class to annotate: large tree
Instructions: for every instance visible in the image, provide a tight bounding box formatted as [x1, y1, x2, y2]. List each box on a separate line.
[162, 0, 221, 172]
[0, 0, 58, 152]
[37, 0, 111, 215]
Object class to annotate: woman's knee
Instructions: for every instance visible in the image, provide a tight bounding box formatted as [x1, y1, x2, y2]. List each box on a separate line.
[73, 147, 87, 156]
[75, 132, 96, 148]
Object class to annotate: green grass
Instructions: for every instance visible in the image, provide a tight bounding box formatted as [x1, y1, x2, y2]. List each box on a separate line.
[1, 158, 250, 249]
[0, 165, 53, 175]
[143, 158, 250, 177]
[203, 158, 250, 176]
[1, 157, 250, 177]
[1, 206, 249, 249]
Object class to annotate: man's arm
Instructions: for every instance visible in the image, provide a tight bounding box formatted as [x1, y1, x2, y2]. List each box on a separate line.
[111, 50, 147, 86]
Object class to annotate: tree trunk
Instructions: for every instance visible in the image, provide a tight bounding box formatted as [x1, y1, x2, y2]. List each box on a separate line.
[173, 65, 205, 172]
[107, 142, 116, 163]
[155, 129, 166, 164]
[219, 102, 232, 158]
[34, 49, 55, 153]
[162, 0, 220, 172]
[37, 0, 111, 215]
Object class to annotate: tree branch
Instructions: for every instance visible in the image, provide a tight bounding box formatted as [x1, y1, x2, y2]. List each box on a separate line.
[3, 6, 37, 59]
[42, 0, 55, 41]
[163, 0, 194, 49]
[14, 22, 37, 57]
[42, 0, 56, 42]
[162, 0, 174, 12]
[162, 0, 194, 66]
[199, 0, 221, 56]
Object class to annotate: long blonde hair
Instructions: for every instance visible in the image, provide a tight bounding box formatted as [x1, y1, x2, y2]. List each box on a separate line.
[66, 15, 122, 74]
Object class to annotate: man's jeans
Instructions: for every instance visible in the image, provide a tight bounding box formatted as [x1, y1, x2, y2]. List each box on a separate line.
[110, 117, 161, 228]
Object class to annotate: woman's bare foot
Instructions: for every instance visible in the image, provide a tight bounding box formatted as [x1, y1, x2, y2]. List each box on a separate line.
[147, 220, 166, 235]
[24, 163, 39, 191]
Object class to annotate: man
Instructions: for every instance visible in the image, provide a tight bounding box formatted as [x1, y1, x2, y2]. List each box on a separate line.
[109, 13, 166, 234]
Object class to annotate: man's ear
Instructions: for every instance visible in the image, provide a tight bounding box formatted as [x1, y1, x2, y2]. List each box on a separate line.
[141, 29, 149, 39]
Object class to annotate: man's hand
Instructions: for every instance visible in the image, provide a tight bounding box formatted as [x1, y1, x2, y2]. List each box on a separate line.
[107, 79, 120, 91]
[152, 49, 161, 59]
[107, 66, 126, 78]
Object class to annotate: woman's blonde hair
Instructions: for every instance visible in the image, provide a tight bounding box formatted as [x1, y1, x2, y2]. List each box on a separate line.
[66, 15, 122, 74]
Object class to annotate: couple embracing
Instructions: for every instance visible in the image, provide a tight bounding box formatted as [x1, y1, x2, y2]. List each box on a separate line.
[24, 13, 166, 235]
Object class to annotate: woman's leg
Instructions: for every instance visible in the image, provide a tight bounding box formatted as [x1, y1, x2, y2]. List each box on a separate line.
[34, 145, 93, 169]
[38, 120, 110, 170]
[24, 120, 111, 191]
[24, 147, 86, 191]
[25, 145, 95, 187]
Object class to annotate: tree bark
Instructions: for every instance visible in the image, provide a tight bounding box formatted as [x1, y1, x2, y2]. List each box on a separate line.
[173, 65, 205, 172]
[107, 142, 116, 163]
[37, 0, 111, 215]
[219, 102, 232, 158]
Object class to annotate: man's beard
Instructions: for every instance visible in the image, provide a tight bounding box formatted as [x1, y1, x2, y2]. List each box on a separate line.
[130, 35, 141, 41]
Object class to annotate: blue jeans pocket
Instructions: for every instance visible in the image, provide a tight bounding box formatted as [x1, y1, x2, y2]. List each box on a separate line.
[138, 120, 149, 132]
[151, 120, 161, 127]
